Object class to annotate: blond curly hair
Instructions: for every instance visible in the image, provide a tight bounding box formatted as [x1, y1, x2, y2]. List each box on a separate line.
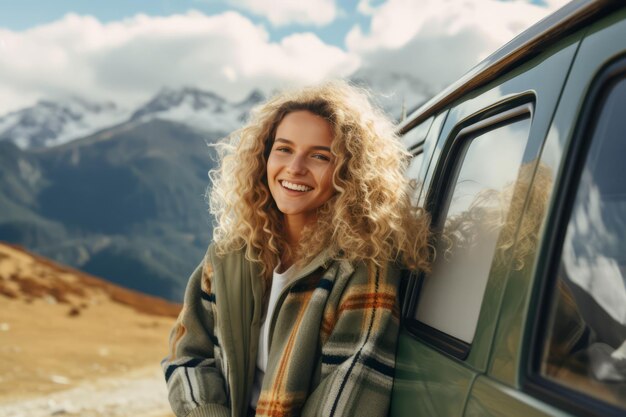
[209, 80, 431, 280]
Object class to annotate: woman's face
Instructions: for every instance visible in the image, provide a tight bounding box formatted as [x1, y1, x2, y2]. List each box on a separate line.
[266, 110, 336, 229]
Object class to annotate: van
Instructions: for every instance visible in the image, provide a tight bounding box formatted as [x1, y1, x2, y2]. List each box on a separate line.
[391, 1, 626, 416]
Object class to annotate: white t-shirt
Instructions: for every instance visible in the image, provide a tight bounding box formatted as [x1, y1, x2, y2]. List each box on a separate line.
[249, 262, 298, 408]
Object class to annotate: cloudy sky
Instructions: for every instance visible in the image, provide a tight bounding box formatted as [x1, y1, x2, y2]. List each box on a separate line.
[0, 0, 568, 115]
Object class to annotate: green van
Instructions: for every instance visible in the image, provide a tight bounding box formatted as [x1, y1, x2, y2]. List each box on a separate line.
[391, 1, 626, 416]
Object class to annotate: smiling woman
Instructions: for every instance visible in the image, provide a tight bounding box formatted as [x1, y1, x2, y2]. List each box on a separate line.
[161, 80, 431, 417]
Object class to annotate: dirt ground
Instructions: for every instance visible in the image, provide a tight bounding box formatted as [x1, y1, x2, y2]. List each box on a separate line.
[0, 243, 179, 416]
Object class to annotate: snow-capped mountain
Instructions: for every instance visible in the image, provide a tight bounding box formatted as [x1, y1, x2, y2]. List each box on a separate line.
[0, 73, 432, 150]
[0, 98, 131, 149]
[0, 88, 266, 150]
[130, 87, 265, 134]
[350, 68, 436, 120]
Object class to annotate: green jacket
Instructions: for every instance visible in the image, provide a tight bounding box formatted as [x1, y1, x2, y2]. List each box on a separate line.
[162, 244, 401, 417]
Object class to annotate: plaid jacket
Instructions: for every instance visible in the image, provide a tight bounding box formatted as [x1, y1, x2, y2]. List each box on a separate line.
[162, 244, 401, 417]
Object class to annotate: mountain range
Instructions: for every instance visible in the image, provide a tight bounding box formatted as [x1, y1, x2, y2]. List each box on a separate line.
[0, 87, 265, 150]
[0, 75, 434, 301]
[0, 98, 128, 150]
[0, 87, 268, 301]
[0, 117, 221, 301]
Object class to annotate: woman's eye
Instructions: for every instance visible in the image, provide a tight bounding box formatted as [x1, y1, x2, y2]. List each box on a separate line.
[312, 154, 331, 162]
[275, 147, 291, 153]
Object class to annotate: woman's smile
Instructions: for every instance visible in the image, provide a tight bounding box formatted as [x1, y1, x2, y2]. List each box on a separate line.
[279, 180, 313, 193]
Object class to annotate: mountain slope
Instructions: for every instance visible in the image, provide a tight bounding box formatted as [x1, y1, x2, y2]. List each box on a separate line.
[0, 119, 220, 301]
[130, 87, 265, 133]
[0, 242, 180, 317]
[0, 98, 130, 149]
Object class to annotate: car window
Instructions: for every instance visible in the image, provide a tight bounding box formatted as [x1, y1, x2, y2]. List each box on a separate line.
[540, 76, 626, 411]
[408, 152, 424, 176]
[406, 152, 424, 193]
[414, 111, 532, 346]
[402, 116, 434, 148]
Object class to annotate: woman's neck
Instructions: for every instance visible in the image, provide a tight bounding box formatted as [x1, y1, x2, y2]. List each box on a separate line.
[283, 214, 314, 248]
[281, 213, 319, 271]
[281, 217, 306, 271]
[279, 252, 293, 273]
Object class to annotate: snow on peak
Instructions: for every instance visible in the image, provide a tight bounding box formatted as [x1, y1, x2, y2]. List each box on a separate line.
[0, 97, 130, 149]
[130, 87, 266, 135]
[131, 87, 227, 120]
[0, 87, 269, 149]
[0, 72, 434, 150]
[236, 89, 265, 109]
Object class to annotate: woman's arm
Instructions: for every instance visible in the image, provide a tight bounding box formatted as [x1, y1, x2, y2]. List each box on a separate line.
[162, 257, 231, 417]
[302, 262, 401, 417]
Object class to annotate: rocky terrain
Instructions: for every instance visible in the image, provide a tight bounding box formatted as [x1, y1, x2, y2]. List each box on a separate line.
[0, 242, 180, 417]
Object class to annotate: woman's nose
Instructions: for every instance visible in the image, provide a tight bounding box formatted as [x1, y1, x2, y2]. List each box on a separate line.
[286, 154, 307, 175]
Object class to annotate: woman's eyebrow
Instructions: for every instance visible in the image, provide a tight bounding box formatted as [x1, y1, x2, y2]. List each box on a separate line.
[274, 138, 293, 145]
[274, 138, 331, 152]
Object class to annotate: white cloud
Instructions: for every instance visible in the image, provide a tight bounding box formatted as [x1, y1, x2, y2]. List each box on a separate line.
[0, 11, 359, 114]
[348, 0, 568, 94]
[228, 0, 337, 26]
[0, 0, 574, 116]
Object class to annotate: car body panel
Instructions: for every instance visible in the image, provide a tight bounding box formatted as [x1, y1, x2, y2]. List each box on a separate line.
[392, 35, 582, 413]
[390, 331, 476, 417]
[465, 376, 571, 417]
[490, 7, 626, 390]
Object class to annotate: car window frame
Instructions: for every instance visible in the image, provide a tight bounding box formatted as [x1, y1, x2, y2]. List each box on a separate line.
[404, 99, 536, 361]
[399, 114, 442, 316]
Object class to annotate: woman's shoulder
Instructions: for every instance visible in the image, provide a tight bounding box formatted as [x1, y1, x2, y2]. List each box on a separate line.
[201, 242, 251, 280]
[328, 256, 404, 286]
[204, 242, 248, 263]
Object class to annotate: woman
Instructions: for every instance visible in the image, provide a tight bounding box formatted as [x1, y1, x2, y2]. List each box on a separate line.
[162, 81, 430, 417]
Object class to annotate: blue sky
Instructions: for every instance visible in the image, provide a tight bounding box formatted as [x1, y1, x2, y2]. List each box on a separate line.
[0, 0, 550, 45]
[0, 0, 370, 47]
[0, 0, 567, 115]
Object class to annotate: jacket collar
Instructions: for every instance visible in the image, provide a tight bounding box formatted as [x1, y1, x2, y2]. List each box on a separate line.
[290, 247, 355, 282]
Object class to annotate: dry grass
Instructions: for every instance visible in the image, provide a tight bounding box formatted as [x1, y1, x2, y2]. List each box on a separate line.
[0, 243, 181, 318]
[0, 242, 180, 410]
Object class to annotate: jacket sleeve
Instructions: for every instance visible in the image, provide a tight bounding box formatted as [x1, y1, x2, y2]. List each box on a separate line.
[161, 254, 231, 417]
[301, 262, 401, 417]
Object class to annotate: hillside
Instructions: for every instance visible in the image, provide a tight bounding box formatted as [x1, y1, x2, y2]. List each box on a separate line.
[0, 242, 179, 416]
[0, 118, 218, 301]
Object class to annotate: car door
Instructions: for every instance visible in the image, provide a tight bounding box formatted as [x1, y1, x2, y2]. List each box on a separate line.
[465, 8, 626, 417]
[390, 23, 582, 417]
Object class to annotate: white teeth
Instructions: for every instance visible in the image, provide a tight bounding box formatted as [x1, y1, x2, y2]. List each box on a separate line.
[281, 180, 312, 192]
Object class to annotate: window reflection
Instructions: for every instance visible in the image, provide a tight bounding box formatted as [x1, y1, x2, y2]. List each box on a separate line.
[406, 152, 425, 202]
[542, 77, 626, 409]
[415, 117, 531, 344]
[406, 152, 424, 182]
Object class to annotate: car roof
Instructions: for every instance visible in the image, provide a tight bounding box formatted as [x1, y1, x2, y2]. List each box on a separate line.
[397, 0, 620, 135]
